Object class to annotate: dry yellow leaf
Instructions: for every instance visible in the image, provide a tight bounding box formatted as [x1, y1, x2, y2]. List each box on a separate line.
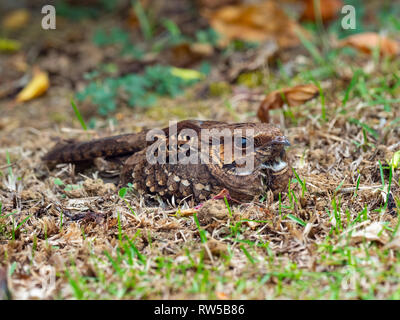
[257, 84, 319, 123]
[16, 69, 50, 102]
[2, 9, 30, 30]
[339, 32, 400, 57]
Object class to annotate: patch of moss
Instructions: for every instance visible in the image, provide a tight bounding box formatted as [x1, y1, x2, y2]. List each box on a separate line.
[145, 103, 209, 120]
[209, 82, 231, 97]
[237, 71, 264, 88]
[49, 112, 68, 124]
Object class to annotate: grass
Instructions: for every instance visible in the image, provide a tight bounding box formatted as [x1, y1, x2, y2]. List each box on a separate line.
[193, 213, 208, 244]
[52, 149, 398, 300]
[11, 214, 32, 241]
[58, 230, 400, 299]
[133, 0, 153, 41]
[70, 99, 88, 131]
[342, 69, 362, 107]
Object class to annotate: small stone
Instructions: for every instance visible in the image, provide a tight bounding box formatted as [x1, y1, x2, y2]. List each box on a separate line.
[197, 199, 229, 225]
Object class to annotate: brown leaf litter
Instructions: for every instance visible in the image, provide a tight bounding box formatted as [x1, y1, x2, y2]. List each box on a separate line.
[300, 0, 343, 23]
[339, 32, 400, 57]
[257, 84, 320, 122]
[208, 1, 306, 48]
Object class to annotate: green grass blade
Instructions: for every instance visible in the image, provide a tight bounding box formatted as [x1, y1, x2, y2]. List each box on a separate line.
[71, 99, 87, 131]
[286, 214, 307, 227]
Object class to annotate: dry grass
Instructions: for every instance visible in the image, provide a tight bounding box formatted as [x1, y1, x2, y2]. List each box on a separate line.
[1, 65, 399, 299]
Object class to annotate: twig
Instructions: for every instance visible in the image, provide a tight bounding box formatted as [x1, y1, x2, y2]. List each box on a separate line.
[388, 142, 400, 151]
[338, 185, 382, 193]
[0, 163, 16, 170]
[60, 128, 97, 134]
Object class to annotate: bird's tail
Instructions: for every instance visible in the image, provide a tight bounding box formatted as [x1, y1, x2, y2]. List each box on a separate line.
[42, 133, 148, 163]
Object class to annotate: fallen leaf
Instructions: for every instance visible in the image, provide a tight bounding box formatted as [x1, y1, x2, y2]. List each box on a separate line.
[2, 9, 30, 30]
[0, 38, 21, 52]
[257, 84, 319, 122]
[301, 0, 343, 23]
[16, 68, 50, 102]
[339, 32, 400, 57]
[351, 222, 389, 244]
[167, 43, 209, 68]
[171, 67, 205, 81]
[208, 1, 305, 48]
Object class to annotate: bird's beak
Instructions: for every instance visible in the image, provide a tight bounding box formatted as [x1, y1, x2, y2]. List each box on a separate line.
[271, 136, 291, 147]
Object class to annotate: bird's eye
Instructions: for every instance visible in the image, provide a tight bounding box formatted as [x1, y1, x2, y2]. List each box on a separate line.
[235, 137, 248, 148]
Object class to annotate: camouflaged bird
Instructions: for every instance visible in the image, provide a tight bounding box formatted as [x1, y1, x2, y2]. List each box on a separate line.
[43, 120, 291, 203]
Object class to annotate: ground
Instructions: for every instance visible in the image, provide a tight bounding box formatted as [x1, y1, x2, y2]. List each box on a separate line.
[0, 0, 399, 299]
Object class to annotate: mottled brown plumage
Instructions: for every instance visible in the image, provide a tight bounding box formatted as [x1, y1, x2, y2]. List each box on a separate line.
[43, 120, 291, 203]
